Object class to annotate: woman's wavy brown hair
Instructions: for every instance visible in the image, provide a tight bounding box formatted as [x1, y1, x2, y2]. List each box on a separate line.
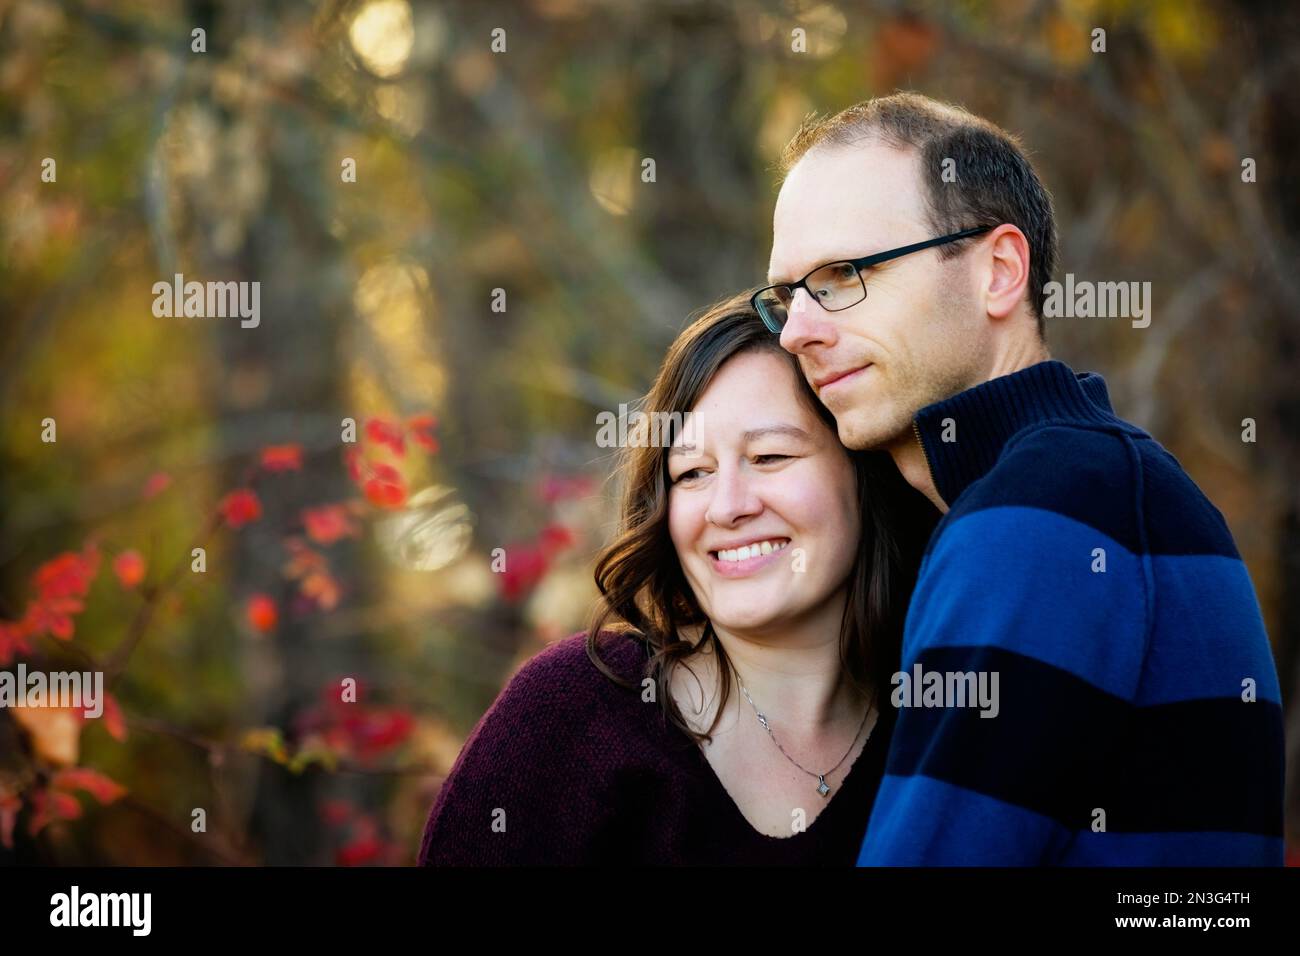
[586, 290, 936, 743]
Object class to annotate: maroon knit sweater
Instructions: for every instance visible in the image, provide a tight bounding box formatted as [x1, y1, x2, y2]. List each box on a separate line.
[417, 630, 893, 866]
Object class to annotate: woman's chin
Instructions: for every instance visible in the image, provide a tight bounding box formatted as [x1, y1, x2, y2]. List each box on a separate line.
[706, 604, 789, 634]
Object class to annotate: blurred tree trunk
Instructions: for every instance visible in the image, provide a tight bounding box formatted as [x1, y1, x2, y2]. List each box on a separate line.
[213, 127, 359, 866]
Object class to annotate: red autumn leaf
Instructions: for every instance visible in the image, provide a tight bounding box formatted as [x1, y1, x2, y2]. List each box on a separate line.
[334, 815, 402, 865]
[32, 556, 82, 599]
[0, 619, 33, 667]
[48, 789, 82, 820]
[365, 417, 406, 457]
[343, 446, 362, 482]
[320, 799, 354, 826]
[22, 596, 84, 641]
[302, 504, 361, 545]
[0, 793, 20, 849]
[352, 710, 414, 759]
[406, 414, 439, 453]
[538, 523, 576, 556]
[260, 443, 304, 472]
[32, 545, 99, 601]
[283, 538, 343, 610]
[112, 550, 146, 589]
[362, 463, 406, 509]
[246, 594, 278, 633]
[283, 539, 327, 577]
[220, 488, 263, 528]
[409, 431, 439, 453]
[142, 471, 172, 500]
[27, 787, 82, 837]
[101, 692, 128, 742]
[498, 544, 549, 603]
[51, 767, 127, 804]
[539, 474, 595, 503]
[336, 833, 384, 866]
[299, 571, 341, 611]
[294, 687, 413, 764]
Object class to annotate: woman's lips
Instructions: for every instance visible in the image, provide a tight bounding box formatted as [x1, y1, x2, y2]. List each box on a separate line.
[707, 540, 791, 578]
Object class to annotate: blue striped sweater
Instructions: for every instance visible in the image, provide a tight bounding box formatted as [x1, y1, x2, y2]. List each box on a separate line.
[858, 360, 1284, 865]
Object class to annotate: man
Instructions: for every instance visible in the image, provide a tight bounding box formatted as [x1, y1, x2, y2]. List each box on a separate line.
[755, 92, 1284, 864]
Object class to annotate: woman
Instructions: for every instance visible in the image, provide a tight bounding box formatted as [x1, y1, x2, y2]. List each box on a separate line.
[418, 290, 935, 865]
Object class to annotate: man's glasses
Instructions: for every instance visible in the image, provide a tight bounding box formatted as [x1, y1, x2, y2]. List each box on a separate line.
[752, 226, 993, 333]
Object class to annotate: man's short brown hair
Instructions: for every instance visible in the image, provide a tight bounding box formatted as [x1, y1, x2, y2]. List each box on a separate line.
[780, 92, 1058, 337]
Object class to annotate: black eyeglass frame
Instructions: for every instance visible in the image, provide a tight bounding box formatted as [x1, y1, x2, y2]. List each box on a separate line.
[752, 225, 994, 333]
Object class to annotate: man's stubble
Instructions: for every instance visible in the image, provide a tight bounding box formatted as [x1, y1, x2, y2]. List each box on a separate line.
[834, 257, 983, 453]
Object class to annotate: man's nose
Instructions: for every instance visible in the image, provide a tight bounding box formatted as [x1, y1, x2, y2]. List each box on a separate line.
[779, 287, 835, 354]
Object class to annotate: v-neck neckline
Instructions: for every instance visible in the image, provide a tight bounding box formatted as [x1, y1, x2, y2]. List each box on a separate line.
[613, 629, 890, 844]
[681, 703, 882, 842]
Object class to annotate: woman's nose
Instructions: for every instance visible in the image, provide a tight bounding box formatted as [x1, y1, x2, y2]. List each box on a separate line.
[704, 466, 761, 527]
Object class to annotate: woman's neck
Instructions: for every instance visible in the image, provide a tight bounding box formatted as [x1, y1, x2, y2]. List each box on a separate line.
[676, 596, 869, 740]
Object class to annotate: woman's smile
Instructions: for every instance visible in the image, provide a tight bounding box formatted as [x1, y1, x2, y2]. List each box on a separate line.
[707, 536, 791, 577]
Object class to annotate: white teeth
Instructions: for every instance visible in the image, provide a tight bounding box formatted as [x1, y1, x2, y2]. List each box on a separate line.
[713, 539, 789, 563]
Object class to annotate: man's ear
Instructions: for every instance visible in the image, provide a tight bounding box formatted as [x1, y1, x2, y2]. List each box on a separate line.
[983, 224, 1031, 320]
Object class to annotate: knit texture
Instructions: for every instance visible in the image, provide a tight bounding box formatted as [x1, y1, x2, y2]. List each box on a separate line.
[858, 360, 1285, 865]
[419, 630, 895, 865]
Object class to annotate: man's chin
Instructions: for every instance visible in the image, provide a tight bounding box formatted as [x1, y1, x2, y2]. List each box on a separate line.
[836, 411, 907, 452]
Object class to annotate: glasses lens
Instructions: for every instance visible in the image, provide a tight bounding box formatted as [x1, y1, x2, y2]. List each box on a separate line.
[755, 288, 790, 332]
[807, 262, 865, 312]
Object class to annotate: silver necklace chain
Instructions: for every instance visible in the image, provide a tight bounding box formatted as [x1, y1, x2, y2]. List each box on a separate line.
[738, 680, 876, 798]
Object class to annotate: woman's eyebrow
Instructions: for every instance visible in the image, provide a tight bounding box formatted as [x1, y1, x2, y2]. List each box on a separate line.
[668, 424, 812, 457]
[741, 424, 813, 443]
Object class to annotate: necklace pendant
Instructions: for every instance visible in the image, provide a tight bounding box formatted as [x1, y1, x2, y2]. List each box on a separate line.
[817, 775, 830, 797]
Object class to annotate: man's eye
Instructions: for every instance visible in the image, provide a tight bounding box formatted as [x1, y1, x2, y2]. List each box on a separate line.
[753, 454, 790, 465]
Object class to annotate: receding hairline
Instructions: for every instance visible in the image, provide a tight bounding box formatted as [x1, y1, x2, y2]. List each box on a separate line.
[768, 137, 931, 285]
[777, 95, 997, 179]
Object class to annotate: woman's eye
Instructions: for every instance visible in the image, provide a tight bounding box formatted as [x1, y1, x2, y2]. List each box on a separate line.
[672, 468, 706, 484]
[753, 454, 790, 465]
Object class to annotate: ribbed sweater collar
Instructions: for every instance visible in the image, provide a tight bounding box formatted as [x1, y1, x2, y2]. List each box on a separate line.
[914, 360, 1141, 507]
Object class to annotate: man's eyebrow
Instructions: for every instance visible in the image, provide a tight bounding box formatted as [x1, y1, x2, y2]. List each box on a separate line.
[767, 249, 874, 285]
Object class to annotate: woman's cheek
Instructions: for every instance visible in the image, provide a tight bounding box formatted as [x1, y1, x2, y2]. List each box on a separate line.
[814, 467, 861, 573]
[667, 496, 702, 561]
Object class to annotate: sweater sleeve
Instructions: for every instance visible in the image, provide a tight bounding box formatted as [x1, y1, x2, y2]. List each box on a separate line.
[860, 429, 1148, 865]
[417, 638, 611, 866]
